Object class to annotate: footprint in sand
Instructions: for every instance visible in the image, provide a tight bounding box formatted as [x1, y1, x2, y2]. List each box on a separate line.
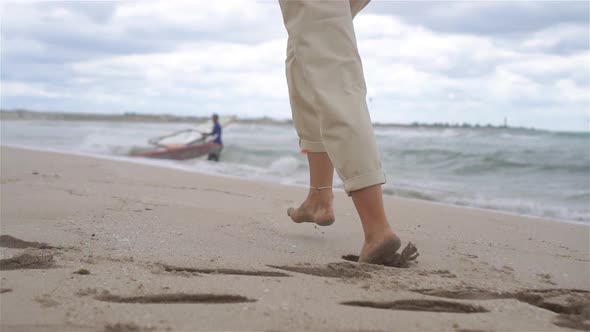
[342, 242, 419, 268]
[160, 264, 290, 277]
[34, 294, 60, 308]
[554, 307, 590, 331]
[536, 273, 558, 285]
[412, 287, 590, 330]
[0, 235, 56, 249]
[95, 292, 255, 304]
[268, 262, 375, 279]
[341, 299, 488, 313]
[104, 322, 158, 332]
[417, 269, 457, 278]
[0, 251, 55, 271]
[0, 235, 58, 271]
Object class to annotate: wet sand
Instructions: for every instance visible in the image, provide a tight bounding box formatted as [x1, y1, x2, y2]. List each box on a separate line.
[1, 146, 588, 331]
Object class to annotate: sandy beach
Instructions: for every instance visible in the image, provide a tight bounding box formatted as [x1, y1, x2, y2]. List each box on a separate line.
[1, 146, 588, 332]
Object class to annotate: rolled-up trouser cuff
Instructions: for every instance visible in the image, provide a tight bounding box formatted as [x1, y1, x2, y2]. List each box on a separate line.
[343, 170, 386, 196]
[300, 139, 326, 153]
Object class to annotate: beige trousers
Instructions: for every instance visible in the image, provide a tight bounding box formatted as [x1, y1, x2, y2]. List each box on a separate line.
[279, 0, 386, 194]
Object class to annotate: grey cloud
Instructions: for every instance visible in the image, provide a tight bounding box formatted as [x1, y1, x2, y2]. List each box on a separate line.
[36, 1, 118, 24]
[366, 1, 589, 37]
[536, 32, 590, 54]
[2, 1, 282, 63]
[1, 1, 587, 131]
[1, 1, 283, 86]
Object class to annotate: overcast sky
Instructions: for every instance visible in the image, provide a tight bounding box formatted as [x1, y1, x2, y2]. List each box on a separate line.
[1, 0, 589, 131]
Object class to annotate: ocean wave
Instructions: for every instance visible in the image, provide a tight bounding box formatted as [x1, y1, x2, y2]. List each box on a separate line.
[382, 186, 437, 201]
[2, 120, 588, 223]
[536, 164, 590, 173]
[268, 156, 302, 176]
[453, 156, 529, 174]
[397, 148, 468, 159]
[566, 192, 590, 202]
[448, 196, 590, 223]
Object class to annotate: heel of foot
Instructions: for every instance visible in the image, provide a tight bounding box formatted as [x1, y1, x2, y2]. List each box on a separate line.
[316, 218, 335, 227]
[287, 206, 334, 226]
[359, 234, 403, 265]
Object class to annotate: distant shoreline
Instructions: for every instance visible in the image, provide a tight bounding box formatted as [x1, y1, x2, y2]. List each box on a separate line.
[0, 109, 537, 131]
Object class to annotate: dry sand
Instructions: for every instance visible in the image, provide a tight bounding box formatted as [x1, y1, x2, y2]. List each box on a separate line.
[0, 146, 588, 332]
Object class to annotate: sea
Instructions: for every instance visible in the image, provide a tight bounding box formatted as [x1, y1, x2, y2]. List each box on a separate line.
[1, 119, 588, 224]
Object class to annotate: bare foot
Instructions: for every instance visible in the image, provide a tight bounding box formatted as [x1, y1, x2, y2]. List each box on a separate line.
[359, 232, 402, 265]
[287, 190, 335, 226]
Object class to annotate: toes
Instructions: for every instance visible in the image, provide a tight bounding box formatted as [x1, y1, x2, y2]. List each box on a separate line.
[287, 207, 305, 223]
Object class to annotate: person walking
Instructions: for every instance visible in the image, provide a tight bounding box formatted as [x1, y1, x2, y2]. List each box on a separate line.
[202, 113, 223, 162]
[279, 0, 416, 265]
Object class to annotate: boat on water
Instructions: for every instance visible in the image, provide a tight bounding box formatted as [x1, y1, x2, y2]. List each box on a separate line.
[129, 142, 221, 160]
[128, 116, 234, 160]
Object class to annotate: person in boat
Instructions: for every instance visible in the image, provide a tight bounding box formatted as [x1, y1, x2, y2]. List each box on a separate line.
[202, 113, 223, 162]
[278, 0, 417, 266]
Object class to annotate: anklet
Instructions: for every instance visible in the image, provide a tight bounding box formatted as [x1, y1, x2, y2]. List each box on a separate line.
[310, 186, 332, 191]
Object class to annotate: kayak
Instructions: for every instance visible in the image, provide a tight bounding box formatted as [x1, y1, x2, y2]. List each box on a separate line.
[129, 142, 221, 160]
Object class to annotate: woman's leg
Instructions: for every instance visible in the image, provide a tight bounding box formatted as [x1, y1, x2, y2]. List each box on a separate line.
[351, 185, 400, 263]
[284, 37, 336, 226]
[288, 152, 335, 226]
[279, 0, 385, 194]
[279, 0, 401, 263]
